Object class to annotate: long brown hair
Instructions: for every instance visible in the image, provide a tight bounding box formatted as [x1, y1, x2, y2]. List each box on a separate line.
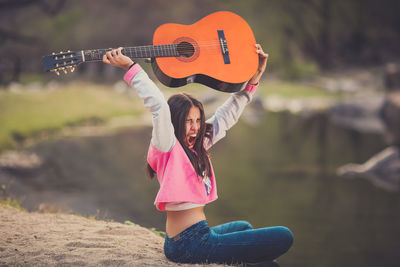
[147, 93, 212, 179]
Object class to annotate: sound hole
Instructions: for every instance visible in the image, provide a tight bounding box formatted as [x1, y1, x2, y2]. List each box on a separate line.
[176, 42, 195, 58]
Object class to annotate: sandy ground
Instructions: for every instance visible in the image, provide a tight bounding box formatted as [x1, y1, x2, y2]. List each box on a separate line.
[0, 205, 228, 267]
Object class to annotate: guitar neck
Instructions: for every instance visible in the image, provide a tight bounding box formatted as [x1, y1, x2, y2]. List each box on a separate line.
[82, 45, 179, 62]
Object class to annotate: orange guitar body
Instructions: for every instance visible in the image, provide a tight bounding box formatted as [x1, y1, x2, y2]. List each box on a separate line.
[152, 11, 258, 92]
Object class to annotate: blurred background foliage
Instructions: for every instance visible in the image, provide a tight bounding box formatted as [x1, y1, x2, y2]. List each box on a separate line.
[1, 0, 400, 84]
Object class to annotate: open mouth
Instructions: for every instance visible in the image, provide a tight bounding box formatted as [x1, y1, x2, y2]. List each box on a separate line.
[187, 135, 197, 148]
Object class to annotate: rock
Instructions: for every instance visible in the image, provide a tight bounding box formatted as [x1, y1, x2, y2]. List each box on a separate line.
[334, 92, 400, 192]
[384, 63, 400, 91]
[379, 92, 400, 145]
[330, 96, 385, 134]
[0, 151, 42, 169]
[337, 146, 400, 192]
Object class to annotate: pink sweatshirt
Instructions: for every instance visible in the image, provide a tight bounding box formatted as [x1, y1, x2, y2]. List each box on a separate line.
[148, 140, 217, 211]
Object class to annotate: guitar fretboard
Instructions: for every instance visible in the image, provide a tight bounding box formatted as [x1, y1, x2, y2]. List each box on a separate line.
[83, 45, 180, 62]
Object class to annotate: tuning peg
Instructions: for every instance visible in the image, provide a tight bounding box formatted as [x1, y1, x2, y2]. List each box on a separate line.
[71, 67, 75, 72]
[56, 71, 60, 76]
[63, 69, 68, 74]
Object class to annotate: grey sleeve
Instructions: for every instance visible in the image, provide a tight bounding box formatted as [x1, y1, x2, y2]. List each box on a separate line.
[205, 90, 253, 150]
[129, 70, 176, 152]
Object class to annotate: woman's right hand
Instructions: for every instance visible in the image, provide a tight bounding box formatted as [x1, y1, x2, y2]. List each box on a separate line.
[102, 47, 134, 71]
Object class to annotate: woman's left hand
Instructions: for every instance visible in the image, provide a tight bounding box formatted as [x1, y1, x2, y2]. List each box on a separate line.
[248, 44, 268, 85]
[103, 47, 134, 71]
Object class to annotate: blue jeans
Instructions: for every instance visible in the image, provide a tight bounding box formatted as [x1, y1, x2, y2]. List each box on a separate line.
[164, 220, 293, 264]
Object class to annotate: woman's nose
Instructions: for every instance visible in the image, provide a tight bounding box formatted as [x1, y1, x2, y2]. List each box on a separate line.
[191, 122, 199, 130]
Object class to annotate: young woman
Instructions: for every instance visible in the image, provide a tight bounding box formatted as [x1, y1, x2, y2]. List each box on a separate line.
[103, 44, 293, 265]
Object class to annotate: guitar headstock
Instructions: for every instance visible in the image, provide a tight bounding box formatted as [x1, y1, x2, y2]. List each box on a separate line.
[42, 50, 82, 75]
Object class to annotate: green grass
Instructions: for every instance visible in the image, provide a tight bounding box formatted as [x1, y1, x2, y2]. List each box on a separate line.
[0, 184, 24, 211]
[258, 80, 343, 99]
[0, 82, 142, 150]
[0, 197, 24, 210]
[0, 79, 342, 151]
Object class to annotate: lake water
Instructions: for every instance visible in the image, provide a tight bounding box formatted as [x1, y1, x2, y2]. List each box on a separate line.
[3, 111, 399, 267]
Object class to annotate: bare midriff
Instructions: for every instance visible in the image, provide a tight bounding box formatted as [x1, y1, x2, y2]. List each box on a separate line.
[166, 206, 206, 237]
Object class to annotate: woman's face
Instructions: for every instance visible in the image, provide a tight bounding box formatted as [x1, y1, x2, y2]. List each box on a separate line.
[184, 106, 201, 149]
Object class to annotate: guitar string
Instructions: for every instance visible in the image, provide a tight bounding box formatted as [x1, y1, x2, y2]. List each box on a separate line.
[124, 49, 221, 57]
[91, 43, 222, 54]
[78, 40, 236, 53]
[124, 41, 223, 47]
[122, 45, 221, 53]
[80, 43, 230, 60]
[125, 44, 221, 51]
[92, 42, 228, 53]
[126, 44, 223, 52]
[115, 42, 224, 53]
[123, 46, 221, 57]
[91, 49, 219, 58]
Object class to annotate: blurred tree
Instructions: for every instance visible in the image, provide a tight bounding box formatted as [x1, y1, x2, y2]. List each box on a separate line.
[0, 0, 399, 85]
[0, 0, 66, 85]
[272, 0, 400, 71]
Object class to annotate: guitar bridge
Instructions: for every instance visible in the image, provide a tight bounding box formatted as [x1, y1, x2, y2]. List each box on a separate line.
[217, 30, 230, 64]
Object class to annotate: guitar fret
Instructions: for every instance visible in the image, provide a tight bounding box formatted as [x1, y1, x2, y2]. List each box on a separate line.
[84, 49, 104, 61]
[171, 44, 176, 56]
[152, 46, 156, 57]
[125, 48, 131, 58]
[157, 46, 161, 57]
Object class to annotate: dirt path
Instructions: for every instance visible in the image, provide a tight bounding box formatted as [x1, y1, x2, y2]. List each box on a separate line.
[0, 205, 227, 266]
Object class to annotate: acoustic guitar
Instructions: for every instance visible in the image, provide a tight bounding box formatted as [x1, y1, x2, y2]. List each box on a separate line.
[42, 11, 258, 92]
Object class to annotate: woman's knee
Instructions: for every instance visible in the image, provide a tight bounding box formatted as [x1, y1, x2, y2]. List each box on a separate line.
[276, 226, 294, 252]
[237, 220, 253, 231]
